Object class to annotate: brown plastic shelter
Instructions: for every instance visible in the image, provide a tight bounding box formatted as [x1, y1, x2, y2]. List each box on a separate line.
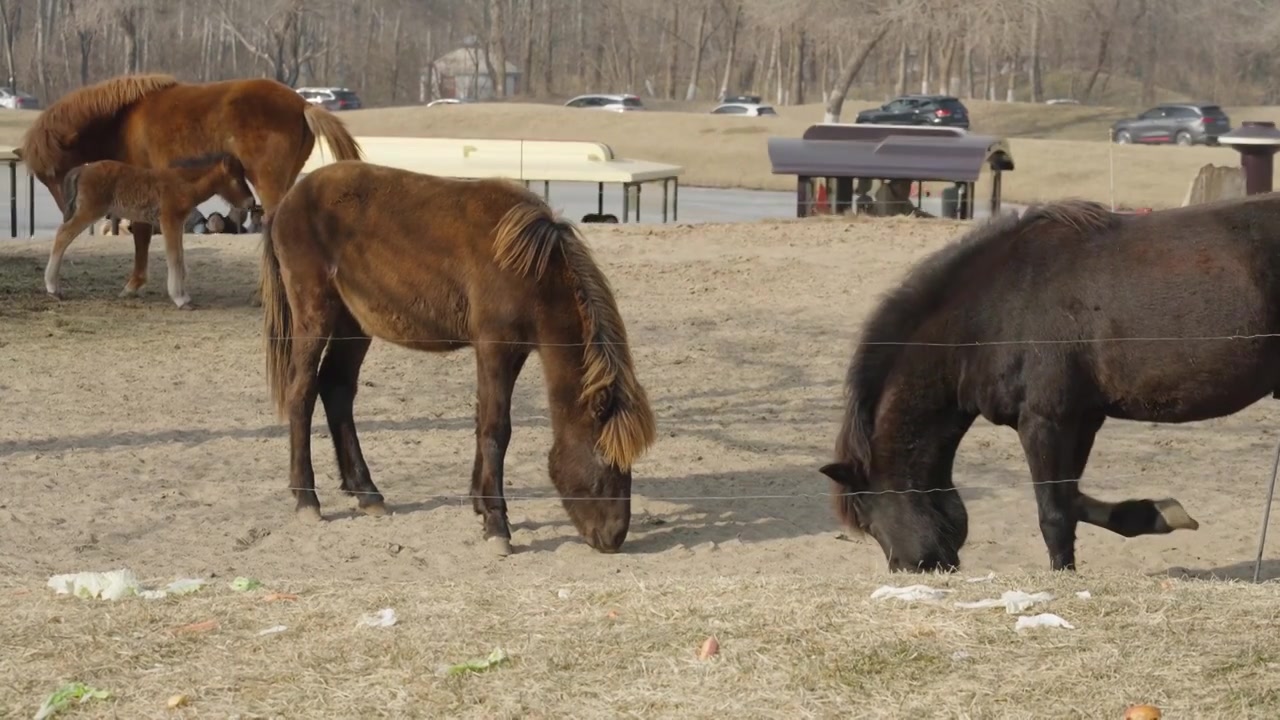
[766, 124, 1015, 219]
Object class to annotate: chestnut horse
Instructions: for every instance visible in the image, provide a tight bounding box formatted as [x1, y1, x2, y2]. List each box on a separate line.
[16, 74, 362, 298]
[47, 153, 257, 308]
[812, 196, 1280, 573]
[260, 160, 657, 555]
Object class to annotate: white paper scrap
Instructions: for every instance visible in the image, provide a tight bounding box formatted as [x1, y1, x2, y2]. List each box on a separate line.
[869, 584, 952, 603]
[1014, 613, 1075, 631]
[955, 590, 1054, 614]
[357, 608, 398, 628]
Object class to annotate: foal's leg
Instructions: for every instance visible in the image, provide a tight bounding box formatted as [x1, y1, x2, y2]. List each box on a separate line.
[159, 216, 193, 309]
[44, 213, 98, 299]
[122, 223, 153, 297]
[1018, 413, 1086, 571]
[471, 352, 529, 520]
[472, 345, 529, 556]
[318, 311, 386, 515]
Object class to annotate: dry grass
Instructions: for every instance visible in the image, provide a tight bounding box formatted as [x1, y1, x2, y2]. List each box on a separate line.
[6, 96, 1280, 209]
[3, 571, 1278, 719]
[342, 99, 1280, 210]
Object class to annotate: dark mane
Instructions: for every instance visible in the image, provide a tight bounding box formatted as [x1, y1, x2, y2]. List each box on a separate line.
[169, 152, 239, 170]
[836, 199, 1119, 469]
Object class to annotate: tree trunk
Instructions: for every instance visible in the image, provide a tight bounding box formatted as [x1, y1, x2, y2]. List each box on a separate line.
[389, 11, 404, 102]
[920, 32, 932, 94]
[823, 23, 891, 123]
[1081, 0, 1123, 103]
[717, 2, 740, 100]
[964, 39, 975, 98]
[1140, 1, 1157, 105]
[684, 4, 707, 101]
[664, 1, 678, 99]
[542, 0, 554, 96]
[789, 28, 805, 105]
[896, 36, 908, 96]
[939, 35, 957, 95]
[522, 0, 535, 96]
[1029, 5, 1044, 103]
[1005, 52, 1017, 102]
[487, 0, 507, 97]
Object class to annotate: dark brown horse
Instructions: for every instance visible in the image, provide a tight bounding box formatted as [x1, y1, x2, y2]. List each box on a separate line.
[259, 160, 657, 555]
[16, 74, 362, 298]
[813, 196, 1280, 572]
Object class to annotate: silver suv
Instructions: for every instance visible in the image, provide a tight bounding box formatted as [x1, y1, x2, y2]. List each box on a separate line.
[564, 94, 645, 112]
[1111, 103, 1231, 146]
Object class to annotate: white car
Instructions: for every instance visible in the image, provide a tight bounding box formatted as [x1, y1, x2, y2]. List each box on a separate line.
[0, 87, 38, 110]
[295, 86, 363, 111]
[565, 93, 645, 112]
[710, 102, 777, 117]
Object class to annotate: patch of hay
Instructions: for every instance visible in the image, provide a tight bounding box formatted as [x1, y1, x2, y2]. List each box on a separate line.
[1, 572, 1277, 718]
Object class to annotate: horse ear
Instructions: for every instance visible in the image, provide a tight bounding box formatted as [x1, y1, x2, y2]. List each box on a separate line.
[819, 461, 866, 491]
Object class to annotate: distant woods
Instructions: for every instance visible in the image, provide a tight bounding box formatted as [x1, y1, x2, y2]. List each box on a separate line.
[2, 0, 1277, 112]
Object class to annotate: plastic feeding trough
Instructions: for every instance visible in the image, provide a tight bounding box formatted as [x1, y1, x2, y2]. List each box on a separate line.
[1217, 121, 1280, 195]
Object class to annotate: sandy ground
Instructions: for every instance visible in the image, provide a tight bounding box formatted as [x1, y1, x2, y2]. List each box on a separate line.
[2, 216, 1276, 583]
[2, 216, 1279, 716]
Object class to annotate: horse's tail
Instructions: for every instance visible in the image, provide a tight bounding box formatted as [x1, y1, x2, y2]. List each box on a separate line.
[60, 166, 83, 223]
[260, 213, 292, 419]
[302, 104, 363, 163]
[492, 200, 657, 470]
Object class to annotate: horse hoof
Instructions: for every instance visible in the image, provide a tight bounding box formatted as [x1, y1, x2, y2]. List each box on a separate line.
[360, 501, 389, 517]
[295, 505, 323, 523]
[486, 536, 513, 557]
[119, 287, 140, 298]
[46, 291, 63, 302]
[1154, 498, 1200, 532]
[176, 302, 196, 311]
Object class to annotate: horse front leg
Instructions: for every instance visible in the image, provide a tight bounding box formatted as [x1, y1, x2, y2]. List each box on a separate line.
[122, 222, 153, 298]
[1018, 414, 1086, 571]
[471, 346, 529, 556]
[1063, 414, 1201, 542]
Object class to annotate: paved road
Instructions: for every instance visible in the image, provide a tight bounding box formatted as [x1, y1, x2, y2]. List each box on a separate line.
[0, 174, 1020, 240]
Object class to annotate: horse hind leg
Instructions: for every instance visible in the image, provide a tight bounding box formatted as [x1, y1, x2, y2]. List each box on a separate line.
[285, 299, 338, 523]
[317, 310, 386, 515]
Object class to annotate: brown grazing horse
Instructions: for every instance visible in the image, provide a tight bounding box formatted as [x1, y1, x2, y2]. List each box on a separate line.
[16, 74, 362, 298]
[47, 153, 257, 308]
[812, 196, 1280, 573]
[260, 160, 657, 555]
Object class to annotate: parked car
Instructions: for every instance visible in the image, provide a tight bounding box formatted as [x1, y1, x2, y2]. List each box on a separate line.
[564, 93, 645, 112]
[426, 98, 475, 107]
[710, 102, 777, 117]
[854, 94, 970, 129]
[296, 87, 363, 111]
[0, 87, 38, 110]
[1110, 103, 1230, 146]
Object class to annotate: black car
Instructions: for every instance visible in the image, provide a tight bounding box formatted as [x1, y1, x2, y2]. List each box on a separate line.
[855, 94, 970, 129]
[1110, 103, 1230, 146]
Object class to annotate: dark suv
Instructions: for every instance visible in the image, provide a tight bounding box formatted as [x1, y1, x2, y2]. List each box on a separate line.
[854, 94, 970, 129]
[1110, 103, 1230, 146]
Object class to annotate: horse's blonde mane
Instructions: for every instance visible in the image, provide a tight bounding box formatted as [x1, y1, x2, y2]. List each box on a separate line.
[492, 198, 657, 470]
[20, 74, 180, 177]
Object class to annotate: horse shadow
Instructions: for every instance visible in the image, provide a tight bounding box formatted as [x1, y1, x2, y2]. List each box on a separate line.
[514, 464, 844, 554]
[1160, 558, 1280, 583]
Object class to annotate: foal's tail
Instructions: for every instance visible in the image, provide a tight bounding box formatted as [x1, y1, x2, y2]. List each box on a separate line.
[260, 214, 293, 418]
[302, 104, 363, 163]
[60, 166, 84, 223]
[493, 200, 657, 470]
